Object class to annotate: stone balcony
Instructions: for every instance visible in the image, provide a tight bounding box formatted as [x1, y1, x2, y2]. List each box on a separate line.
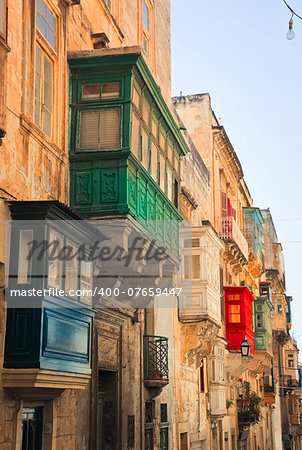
[218, 217, 248, 272]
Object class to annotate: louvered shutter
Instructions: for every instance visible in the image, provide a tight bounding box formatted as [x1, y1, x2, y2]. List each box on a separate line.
[79, 110, 99, 148]
[99, 108, 120, 149]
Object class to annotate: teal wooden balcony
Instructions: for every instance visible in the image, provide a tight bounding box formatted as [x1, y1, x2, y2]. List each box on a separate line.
[243, 207, 264, 263]
[3, 201, 101, 390]
[253, 295, 274, 353]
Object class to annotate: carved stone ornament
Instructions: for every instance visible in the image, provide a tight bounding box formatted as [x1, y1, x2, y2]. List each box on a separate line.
[248, 353, 272, 376]
[226, 352, 253, 382]
[273, 329, 290, 346]
[186, 321, 219, 369]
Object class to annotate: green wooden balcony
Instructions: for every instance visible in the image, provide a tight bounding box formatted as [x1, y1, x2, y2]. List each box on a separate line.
[68, 47, 189, 251]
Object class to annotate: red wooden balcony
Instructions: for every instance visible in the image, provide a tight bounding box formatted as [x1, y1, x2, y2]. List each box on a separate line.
[224, 287, 255, 354]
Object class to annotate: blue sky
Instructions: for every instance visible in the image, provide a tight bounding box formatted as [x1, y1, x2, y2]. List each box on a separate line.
[171, 0, 302, 356]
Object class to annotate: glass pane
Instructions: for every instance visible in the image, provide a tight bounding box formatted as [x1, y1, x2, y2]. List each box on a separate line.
[48, 230, 63, 289]
[141, 127, 149, 169]
[160, 129, 165, 151]
[192, 255, 200, 279]
[65, 241, 78, 294]
[167, 144, 173, 164]
[142, 100, 150, 125]
[17, 230, 33, 284]
[143, 0, 149, 31]
[43, 55, 53, 136]
[0, 0, 5, 34]
[46, 26, 56, 50]
[101, 82, 120, 99]
[133, 87, 140, 110]
[152, 117, 158, 139]
[131, 112, 140, 159]
[79, 110, 100, 149]
[166, 166, 172, 201]
[150, 142, 157, 180]
[36, 11, 45, 37]
[99, 108, 120, 149]
[36, 0, 56, 49]
[184, 238, 200, 248]
[80, 259, 92, 304]
[34, 46, 42, 126]
[159, 153, 165, 191]
[82, 83, 100, 100]
[143, 35, 148, 56]
[46, 6, 56, 31]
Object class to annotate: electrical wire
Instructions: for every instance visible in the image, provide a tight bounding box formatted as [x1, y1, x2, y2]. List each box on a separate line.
[283, 0, 302, 21]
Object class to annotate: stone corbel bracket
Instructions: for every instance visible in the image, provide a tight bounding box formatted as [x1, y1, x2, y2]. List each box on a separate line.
[185, 321, 219, 369]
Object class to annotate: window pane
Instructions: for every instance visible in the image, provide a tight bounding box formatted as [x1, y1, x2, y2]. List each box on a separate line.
[133, 87, 140, 110]
[143, 0, 149, 31]
[159, 153, 165, 191]
[229, 304, 240, 323]
[143, 35, 148, 56]
[79, 110, 100, 148]
[167, 166, 172, 201]
[17, 230, 33, 284]
[36, 0, 56, 49]
[101, 82, 120, 99]
[0, 0, 5, 35]
[150, 142, 157, 180]
[141, 127, 149, 169]
[48, 230, 63, 289]
[131, 112, 140, 159]
[192, 255, 200, 279]
[160, 129, 165, 150]
[82, 83, 100, 100]
[65, 241, 78, 294]
[99, 108, 120, 149]
[80, 259, 92, 304]
[34, 46, 42, 126]
[152, 116, 158, 139]
[184, 255, 200, 279]
[43, 54, 53, 136]
[167, 144, 173, 164]
[142, 100, 150, 125]
[184, 238, 200, 248]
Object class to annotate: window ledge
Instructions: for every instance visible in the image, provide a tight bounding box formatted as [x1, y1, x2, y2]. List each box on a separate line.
[0, 35, 11, 52]
[20, 114, 68, 164]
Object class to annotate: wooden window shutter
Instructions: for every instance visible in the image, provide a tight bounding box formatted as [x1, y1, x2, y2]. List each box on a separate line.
[79, 110, 99, 148]
[99, 108, 120, 149]
[232, 208, 236, 220]
[221, 192, 227, 217]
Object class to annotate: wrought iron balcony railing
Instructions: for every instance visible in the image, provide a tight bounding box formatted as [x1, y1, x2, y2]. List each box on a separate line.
[143, 335, 169, 385]
[237, 398, 260, 427]
[218, 217, 249, 261]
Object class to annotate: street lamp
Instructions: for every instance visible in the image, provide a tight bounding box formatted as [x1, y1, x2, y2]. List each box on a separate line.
[240, 337, 251, 358]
